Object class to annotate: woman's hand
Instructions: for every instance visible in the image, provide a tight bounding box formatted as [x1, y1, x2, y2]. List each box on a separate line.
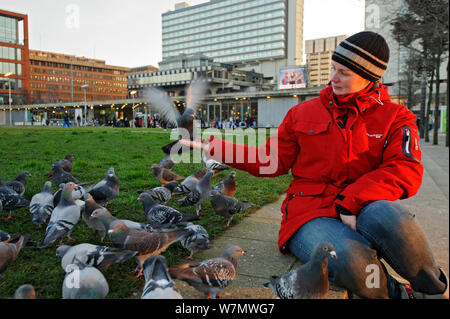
[340, 214, 357, 231]
[179, 138, 210, 152]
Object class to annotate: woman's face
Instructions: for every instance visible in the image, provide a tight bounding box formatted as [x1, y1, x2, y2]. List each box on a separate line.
[330, 61, 371, 95]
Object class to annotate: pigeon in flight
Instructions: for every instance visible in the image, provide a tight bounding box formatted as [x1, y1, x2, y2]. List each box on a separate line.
[169, 245, 245, 299]
[141, 255, 183, 299]
[145, 79, 208, 154]
[264, 241, 337, 299]
[5, 171, 32, 196]
[29, 181, 54, 226]
[210, 191, 254, 227]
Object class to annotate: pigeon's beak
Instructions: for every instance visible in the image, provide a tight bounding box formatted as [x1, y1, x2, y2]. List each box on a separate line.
[329, 250, 337, 259]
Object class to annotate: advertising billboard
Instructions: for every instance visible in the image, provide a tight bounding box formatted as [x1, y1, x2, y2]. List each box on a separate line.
[278, 66, 307, 90]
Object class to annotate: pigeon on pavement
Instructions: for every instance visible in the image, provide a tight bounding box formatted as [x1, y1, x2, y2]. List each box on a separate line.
[91, 208, 194, 277]
[87, 167, 119, 205]
[29, 181, 54, 226]
[264, 241, 337, 299]
[145, 79, 208, 154]
[212, 171, 237, 197]
[138, 192, 199, 227]
[138, 181, 179, 205]
[178, 169, 213, 215]
[141, 255, 183, 299]
[51, 161, 81, 186]
[152, 164, 185, 186]
[37, 182, 81, 248]
[0, 235, 29, 277]
[169, 245, 246, 299]
[210, 191, 254, 227]
[0, 177, 30, 220]
[62, 259, 109, 299]
[56, 243, 137, 272]
[178, 222, 210, 259]
[5, 171, 32, 196]
[13, 284, 36, 299]
[46, 154, 74, 177]
[173, 168, 208, 195]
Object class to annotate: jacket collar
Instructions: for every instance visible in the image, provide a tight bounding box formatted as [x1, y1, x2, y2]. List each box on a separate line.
[320, 82, 391, 113]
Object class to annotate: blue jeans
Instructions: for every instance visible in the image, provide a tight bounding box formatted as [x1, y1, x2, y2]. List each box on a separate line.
[287, 200, 446, 298]
[63, 121, 71, 128]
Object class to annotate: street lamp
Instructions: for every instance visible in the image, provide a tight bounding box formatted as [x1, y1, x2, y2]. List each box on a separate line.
[130, 90, 137, 128]
[4, 72, 13, 126]
[81, 84, 88, 126]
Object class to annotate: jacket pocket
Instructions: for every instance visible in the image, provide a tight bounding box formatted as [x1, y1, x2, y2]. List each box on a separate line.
[284, 183, 329, 221]
[293, 121, 330, 136]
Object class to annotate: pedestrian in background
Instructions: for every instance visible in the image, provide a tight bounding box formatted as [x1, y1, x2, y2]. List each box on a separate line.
[62, 112, 71, 128]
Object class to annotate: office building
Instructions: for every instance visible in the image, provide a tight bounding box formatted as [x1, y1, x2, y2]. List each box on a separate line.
[305, 35, 347, 86]
[161, 0, 304, 83]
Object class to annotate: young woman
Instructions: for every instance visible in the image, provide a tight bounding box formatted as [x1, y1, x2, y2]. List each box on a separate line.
[181, 31, 448, 299]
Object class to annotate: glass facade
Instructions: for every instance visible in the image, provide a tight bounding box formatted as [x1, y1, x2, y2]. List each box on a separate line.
[162, 0, 287, 63]
[0, 15, 18, 44]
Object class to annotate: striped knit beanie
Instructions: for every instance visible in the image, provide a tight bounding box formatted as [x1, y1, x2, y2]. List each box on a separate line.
[332, 31, 389, 82]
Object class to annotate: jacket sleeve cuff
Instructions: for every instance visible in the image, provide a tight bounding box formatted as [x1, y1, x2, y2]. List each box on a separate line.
[335, 194, 361, 216]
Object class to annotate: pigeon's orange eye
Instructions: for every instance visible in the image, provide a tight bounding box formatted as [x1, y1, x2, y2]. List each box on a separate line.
[323, 247, 328, 251]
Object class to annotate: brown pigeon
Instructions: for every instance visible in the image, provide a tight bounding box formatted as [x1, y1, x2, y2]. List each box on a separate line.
[212, 171, 237, 197]
[151, 164, 185, 186]
[0, 235, 28, 277]
[46, 154, 74, 177]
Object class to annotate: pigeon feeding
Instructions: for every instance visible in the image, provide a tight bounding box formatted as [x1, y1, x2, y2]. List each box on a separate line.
[29, 181, 54, 226]
[0, 235, 29, 277]
[202, 155, 229, 177]
[210, 191, 254, 227]
[45, 154, 74, 177]
[173, 168, 208, 195]
[5, 171, 32, 196]
[141, 255, 183, 299]
[137, 192, 200, 227]
[87, 167, 119, 205]
[50, 161, 81, 186]
[0, 177, 30, 220]
[138, 181, 179, 205]
[178, 169, 213, 215]
[62, 259, 109, 299]
[56, 243, 137, 272]
[212, 171, 237, 197]
[264, 242, 337, 299]
[13, 284, 36, 299]
[178, 222, 210, 259]
[37, 182, 81, 248]
[91, 208, 194, 277]
[152, 164, 185, 186]
[145, 79, 208, 155]
[169, 245, 246, 299]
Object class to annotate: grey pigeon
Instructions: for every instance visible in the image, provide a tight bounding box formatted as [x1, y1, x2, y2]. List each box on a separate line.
[53, 182, 86, 207]
[87, 167, 119, 205]
[62, 259, 109, 299]
[0, 177, 30, 220]
[159, 153, 175, 170]
[5, 171, 32, 196]
[141, 255, 183, 299]
[202, 155, 229, 177]
[152, 164, 185, 186]
[56, 243, 137, 272]
[37, 182, 81, 248]
[145, 79, 208, 154]
[46, 154, 74, 177]
[138, 192, 199, 227]
[173, 168, 208, 195]
[0, 235, 28, 277]
[138, 181, 179, 205]
[212, 171, 237, 197]
[210, 190, 254, 227]
[29, 181, 54, 226]
[178, 169, 213, 215]
[91, 208, 193, 277]
[169, 245, 246, 299]
[264, 242, 337, 299]
[13, 284, 36, 299]
[51, 161, 81, 186]
[179, 222, 210, 259]
[0, 199, 2, 215]
[81, 193, 107, 241]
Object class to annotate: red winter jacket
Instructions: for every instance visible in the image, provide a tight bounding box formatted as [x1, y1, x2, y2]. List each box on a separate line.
[206, 83, 423, 252]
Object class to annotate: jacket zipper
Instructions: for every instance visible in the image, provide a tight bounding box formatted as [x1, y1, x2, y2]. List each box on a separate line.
[285, 194, 297, 221]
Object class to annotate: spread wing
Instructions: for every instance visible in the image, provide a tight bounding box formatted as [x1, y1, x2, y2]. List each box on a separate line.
[144, 87, 179, 126]
[185, 79, 208, 113]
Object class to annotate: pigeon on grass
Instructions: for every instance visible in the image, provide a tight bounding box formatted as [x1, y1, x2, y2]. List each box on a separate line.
[137, 181, 179, 205]
[45, 154, 74, 177]
[151, 164, 185, 186]
[169, 245, 245, 299]
[178, 169, 213, 215]
[87, 167, 119, 205]
[0, 235, 29, 277]
[264, 241, 337, 299]
[0, 177, 30, 220]
[29, 181, 54, 226]
[178, 222, 210, 259]
[141, 255, 183, 299]
[5, 171, 32, 196]
[212, 171, 237, 197]
[173, 168, 208, 195]
[13, 284, 36, 299]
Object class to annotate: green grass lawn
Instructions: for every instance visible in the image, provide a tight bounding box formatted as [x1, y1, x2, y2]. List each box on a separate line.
[0, 126, 291, 299]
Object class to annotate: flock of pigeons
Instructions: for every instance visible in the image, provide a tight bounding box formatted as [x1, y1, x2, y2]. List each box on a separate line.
[1, 79, 339, 299]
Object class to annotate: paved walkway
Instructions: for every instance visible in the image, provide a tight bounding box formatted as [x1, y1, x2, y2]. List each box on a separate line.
[176, 135, 449, 299]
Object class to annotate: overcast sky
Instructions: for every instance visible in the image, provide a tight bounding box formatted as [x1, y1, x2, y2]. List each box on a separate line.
[1, 0, 365, 68]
